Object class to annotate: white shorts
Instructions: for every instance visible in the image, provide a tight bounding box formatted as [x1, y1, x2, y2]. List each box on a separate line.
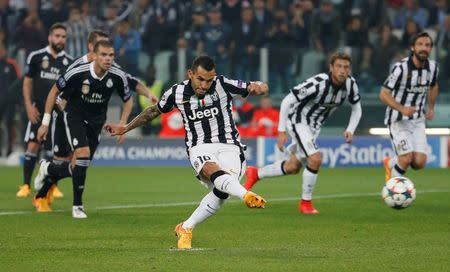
[287, 122, 320, 161]
[388, 118, 427, 155]
[189, 143, 246, 190]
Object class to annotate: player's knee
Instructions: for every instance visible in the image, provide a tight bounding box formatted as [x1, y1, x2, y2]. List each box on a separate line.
[398, 153, 413, 167]
[307, 153, 322, 169]
[27, 142, 39, 153]
[74, 147, 90, 159]
[411, 160, 426, 170]
[284, 159, 301, 174]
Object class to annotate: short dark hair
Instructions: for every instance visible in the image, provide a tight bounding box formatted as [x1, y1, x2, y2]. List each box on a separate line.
[49, 23, 66, 34]
[191, 56, 215, 72]
[88, 30, 109, 44]
[94, 40, 114, 52]
[329, 52, 352, 65]
[410, 31, 433, 47]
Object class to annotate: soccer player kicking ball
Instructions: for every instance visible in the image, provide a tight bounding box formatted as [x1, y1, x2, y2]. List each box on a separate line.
[105, 56, 267, 249]
[244, 52, 362, 214]
[380, 32, 439, 181]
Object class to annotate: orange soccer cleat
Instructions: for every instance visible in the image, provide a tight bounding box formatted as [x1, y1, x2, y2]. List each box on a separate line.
[383, 157, 392, 182]
[244, 166, 259, 190]
[299, 199, 319, 214]
[174, 222, 193, 249]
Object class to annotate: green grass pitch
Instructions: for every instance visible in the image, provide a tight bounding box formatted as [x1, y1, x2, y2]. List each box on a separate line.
[0, 166, 449, 271]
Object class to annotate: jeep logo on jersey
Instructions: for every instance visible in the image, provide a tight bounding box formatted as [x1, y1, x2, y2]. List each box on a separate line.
[187, 107, 220, 121]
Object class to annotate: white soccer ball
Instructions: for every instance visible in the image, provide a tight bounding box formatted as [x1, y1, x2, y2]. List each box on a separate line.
[382, 177, 416, 209]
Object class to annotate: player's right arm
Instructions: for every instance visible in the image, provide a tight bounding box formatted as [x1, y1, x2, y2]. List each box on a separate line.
[105, 104, 162, 136]
[105, 85, 176, 136]
[37, 84, 60, 142]
[379, 64, 416, 117]
[379, 87, 416, 117]
[277, 92, 298, 151]
[23, 76, 40, 124]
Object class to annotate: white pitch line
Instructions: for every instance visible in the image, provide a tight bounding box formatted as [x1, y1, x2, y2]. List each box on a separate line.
[1, 189, 449, 216]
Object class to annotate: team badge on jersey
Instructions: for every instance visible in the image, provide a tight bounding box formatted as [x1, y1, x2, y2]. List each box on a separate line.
[63, 58, 69, 66]
[211, 92, 219, 101]
[106, 78, 113, 88]
[41, 56, 49, 69]
[81, 79, 90, 95]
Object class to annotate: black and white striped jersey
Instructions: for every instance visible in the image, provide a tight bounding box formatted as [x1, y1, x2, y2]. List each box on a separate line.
[157, 76, 249, 151]
[383, 57, 439, 125]
[55, 62, 131, 119]
[287, 73, 361, 130]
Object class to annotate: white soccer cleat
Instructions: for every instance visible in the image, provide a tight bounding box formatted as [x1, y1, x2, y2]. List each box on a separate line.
[72, 206, 88, 219]
[34, 159, 50, 191]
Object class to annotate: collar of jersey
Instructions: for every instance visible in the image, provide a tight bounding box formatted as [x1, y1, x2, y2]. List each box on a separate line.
[186, 79, 216, 97]
[89, 62, 108, 81]
[45, 46, 66, 57]
[408, 56, 430, 70]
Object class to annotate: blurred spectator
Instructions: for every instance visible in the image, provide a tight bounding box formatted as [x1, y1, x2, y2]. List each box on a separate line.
[138, 65, 165, 136]
[41, 0, 69, 31]
[129, 0, 155, 35]
[159, 109, 185, 138]
[231, 6, 263, 81]
[253, 0, 273, 31]
[393, 0, 429, 29]
[201, 5, 232, 74]
[0, 0, 16, 45]
[368, 23, 400, 84]
[266, 9, 295, 93]
[360, 0, 388, 32]
[290, 0, 313, 78]
[182, 8, 207, 52]
[0, 44, 21, 156]
[114, 20, 142, 76]
[13, 10, 47, 56]
[80, 0, 98, 31]
[345, 15, 369, 76]
[99, 1, 132, 34]
[221, 0, 242, 27]
[428, 0, 449, 30]
[400, 18, 421, 49]
[179, 0, 205, 31]
[143, 0, 178, 58]
[64, 6, 89, 57]
[233, 97, 254, 137]
[436, 14, 450, 89]
[311, 0, 341, 53]
[249, 96, 279, 137]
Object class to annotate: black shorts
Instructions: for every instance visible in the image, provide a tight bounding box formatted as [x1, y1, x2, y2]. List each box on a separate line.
[24, 103, 52, 151]
[66, 112, 104, 159]
[51, 110, 72, 157]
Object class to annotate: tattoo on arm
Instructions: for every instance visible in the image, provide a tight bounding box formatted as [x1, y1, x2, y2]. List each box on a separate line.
[125, 104, 161, 132]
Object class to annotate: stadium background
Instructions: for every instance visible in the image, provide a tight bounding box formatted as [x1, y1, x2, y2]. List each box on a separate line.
[0, 0, 449, 164]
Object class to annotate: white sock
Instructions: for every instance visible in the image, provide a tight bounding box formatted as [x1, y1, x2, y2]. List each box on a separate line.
[302, 167, 318, 201]
[258, 160, 285, 179]
[392, 164, 406, 177]
[183, 191, 224, 229]
[213, 174, 247, 199]
[388, 157, 398, 169]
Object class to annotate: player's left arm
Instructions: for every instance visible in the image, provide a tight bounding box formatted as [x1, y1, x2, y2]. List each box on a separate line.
[247, 81, 269, 96]
[344, 101, 362, 144]
[426, 84, 439, 120]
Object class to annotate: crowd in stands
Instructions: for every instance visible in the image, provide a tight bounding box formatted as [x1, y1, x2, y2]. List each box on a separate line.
[0, 0, 449, 154]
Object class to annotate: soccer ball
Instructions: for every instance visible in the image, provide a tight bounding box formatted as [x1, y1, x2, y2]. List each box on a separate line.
[382, 177, 416, 209]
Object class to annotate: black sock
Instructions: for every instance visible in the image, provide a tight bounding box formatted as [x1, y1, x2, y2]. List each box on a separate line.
[72, 158, 90, 206]
[48, 160, 72, 179]
[23, 151, 37, 185]
[36, 177, 55, 198]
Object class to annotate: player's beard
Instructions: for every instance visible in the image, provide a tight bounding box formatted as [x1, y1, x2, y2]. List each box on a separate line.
[51, 43, 64, 53]
[413, 50, 429, 62]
